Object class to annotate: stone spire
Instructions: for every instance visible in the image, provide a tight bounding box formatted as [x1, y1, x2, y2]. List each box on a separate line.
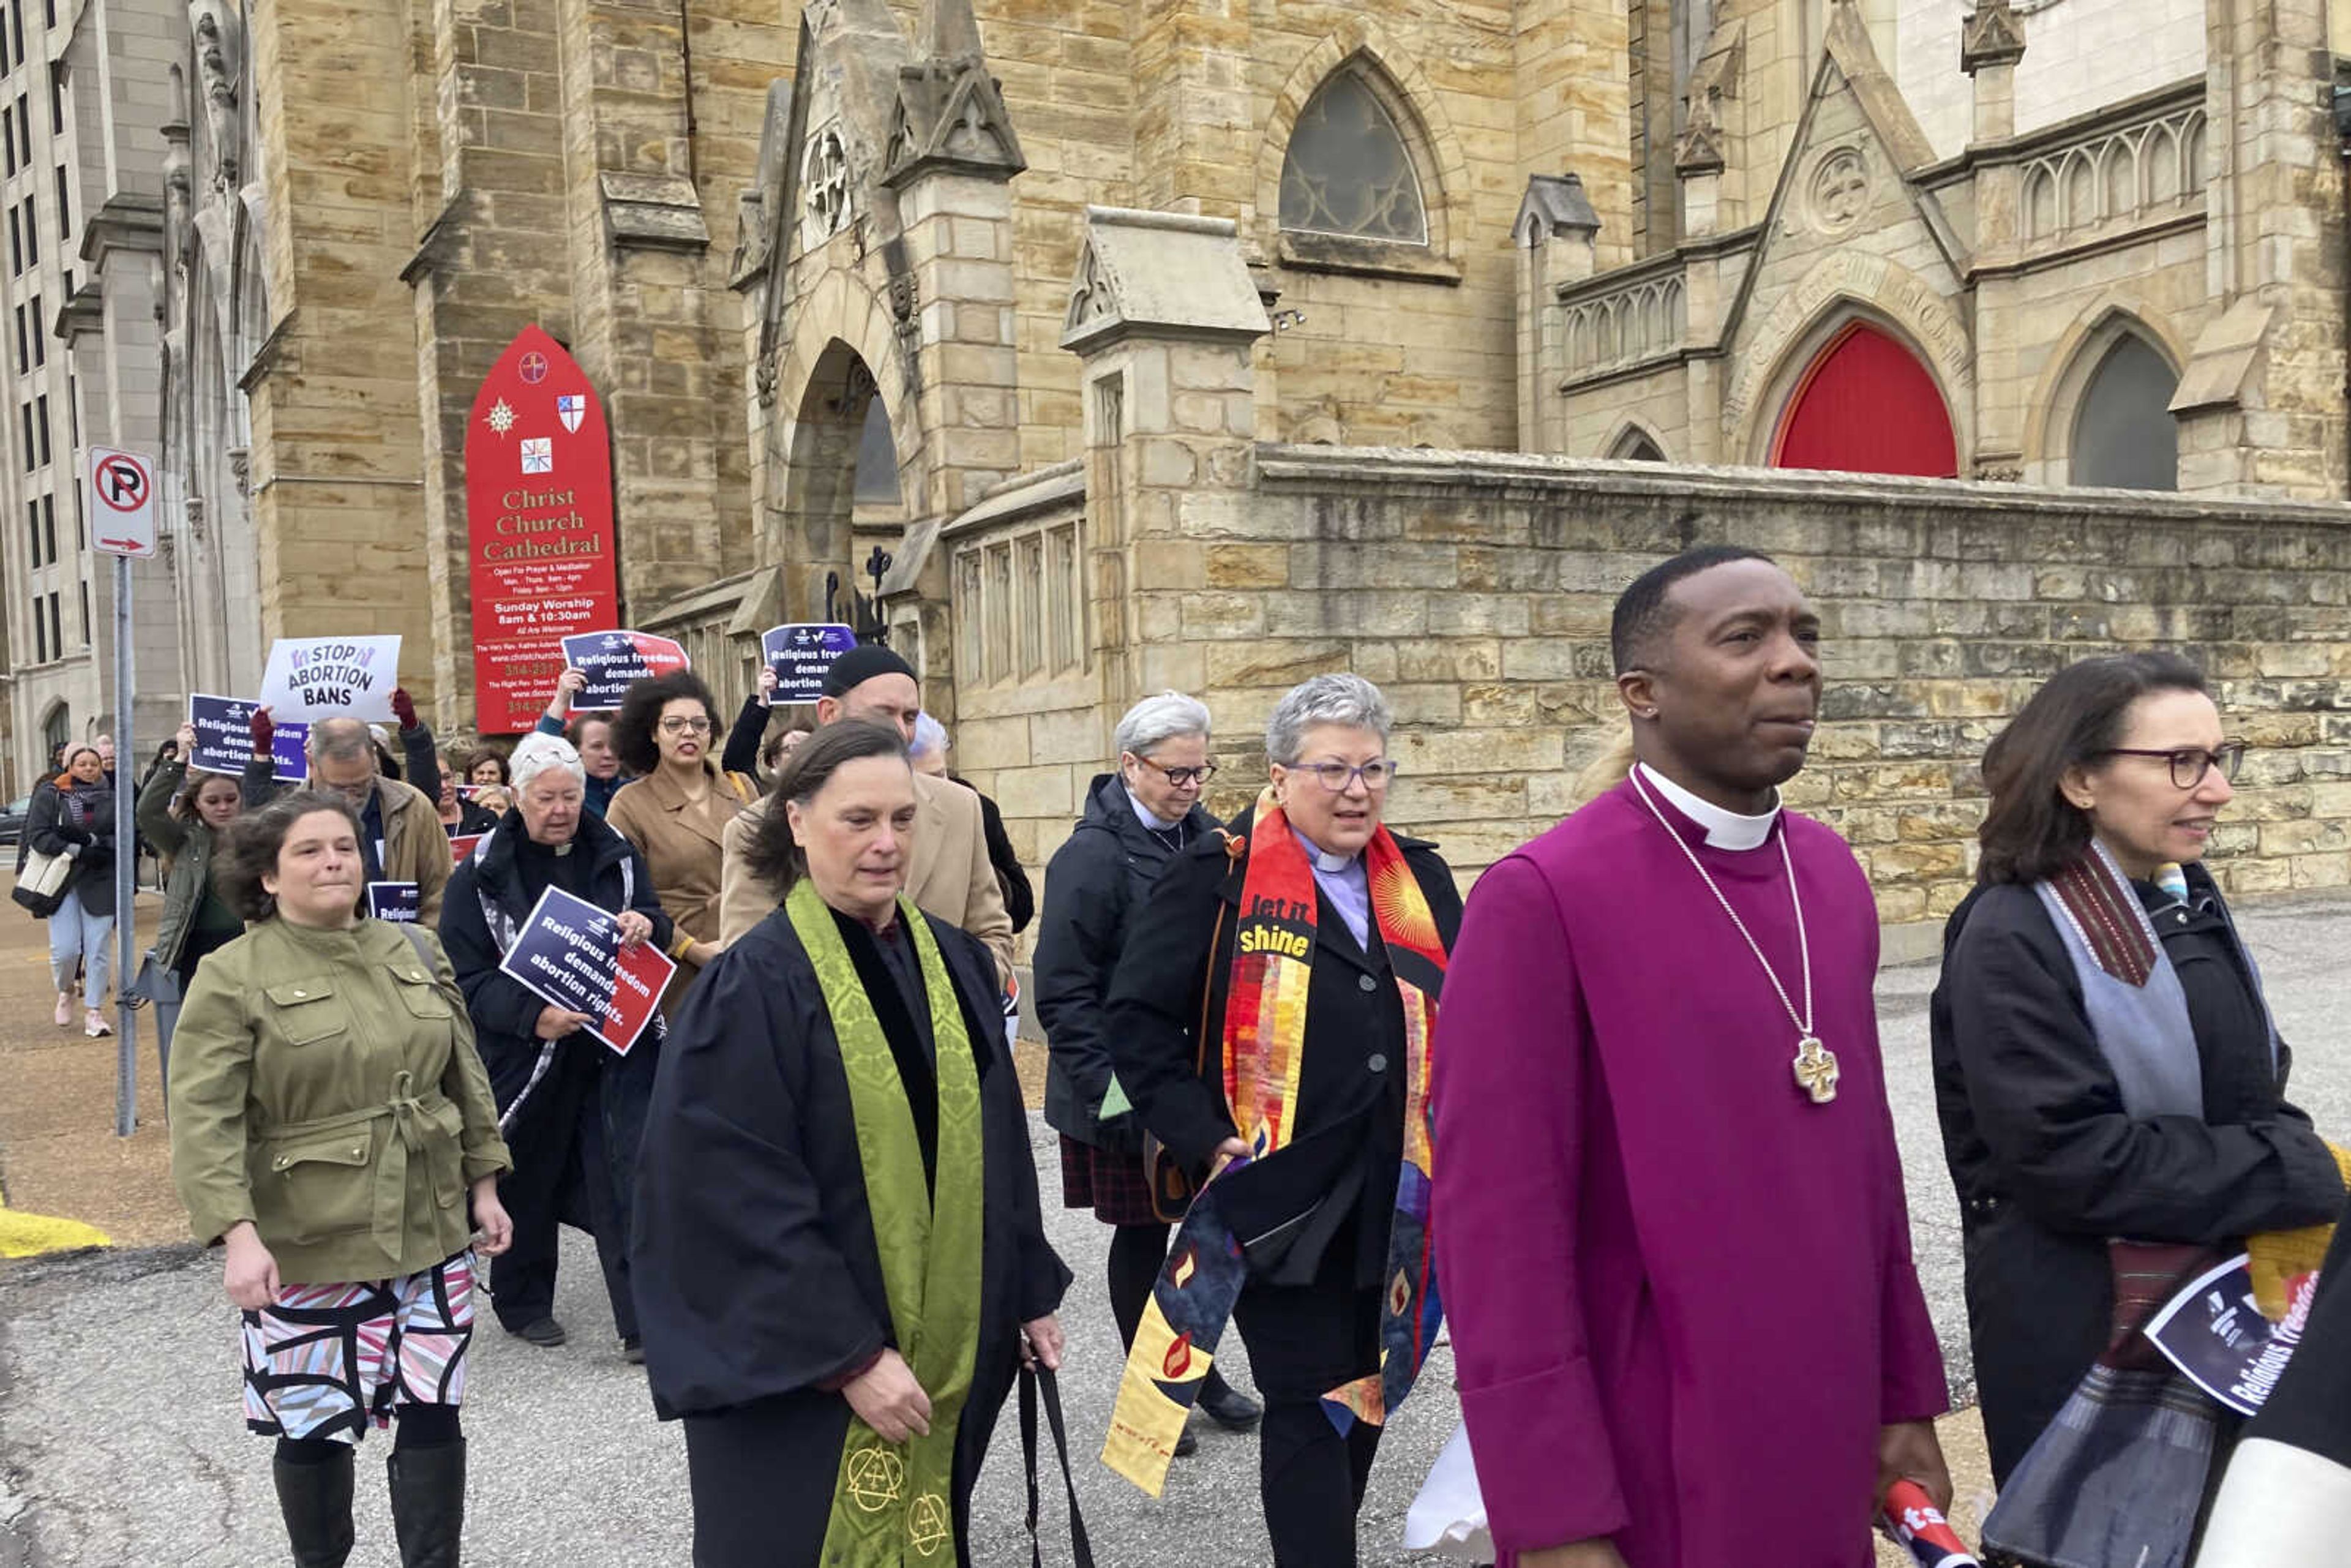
[920, 0, 983, 61]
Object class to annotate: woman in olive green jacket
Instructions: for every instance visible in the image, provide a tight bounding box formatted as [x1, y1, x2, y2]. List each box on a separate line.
[168, 790, 512, 1568]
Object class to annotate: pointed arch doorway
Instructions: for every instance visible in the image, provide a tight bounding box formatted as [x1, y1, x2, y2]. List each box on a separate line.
[1769, 321, 1957, 478]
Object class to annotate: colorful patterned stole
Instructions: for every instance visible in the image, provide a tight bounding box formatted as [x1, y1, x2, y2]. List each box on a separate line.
[1103, 789, 1447, 1496]
[788, 882, 985, 1567]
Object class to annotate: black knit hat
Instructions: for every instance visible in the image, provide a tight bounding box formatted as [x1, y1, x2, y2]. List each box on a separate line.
[821, 643, 918, 697]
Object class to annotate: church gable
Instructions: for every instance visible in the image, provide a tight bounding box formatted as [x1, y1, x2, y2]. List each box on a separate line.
[1716, 8, 1974, 460]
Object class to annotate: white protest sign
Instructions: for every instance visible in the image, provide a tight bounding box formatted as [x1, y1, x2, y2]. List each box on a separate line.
[260, 636, 402, 724]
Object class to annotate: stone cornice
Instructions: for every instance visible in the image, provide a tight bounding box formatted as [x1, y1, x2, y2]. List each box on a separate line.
[77, 191, 165, 271]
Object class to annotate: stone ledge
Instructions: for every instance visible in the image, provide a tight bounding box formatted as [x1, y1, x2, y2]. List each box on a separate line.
[599, 173, 709, 253]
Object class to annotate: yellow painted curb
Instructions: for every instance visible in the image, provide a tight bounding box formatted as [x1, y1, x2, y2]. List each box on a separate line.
[0, 1206, 111, 1258]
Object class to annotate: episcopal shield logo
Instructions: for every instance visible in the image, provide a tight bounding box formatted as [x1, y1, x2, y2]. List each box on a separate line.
[557, 394, 585, 433]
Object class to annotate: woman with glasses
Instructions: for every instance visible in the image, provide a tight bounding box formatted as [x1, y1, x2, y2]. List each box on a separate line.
[605, 671, 758, 1019]
[1035, 692, 1261, 1458]
[1932, 652, 2346, 1487]
[1106, 674, 1461, 1566]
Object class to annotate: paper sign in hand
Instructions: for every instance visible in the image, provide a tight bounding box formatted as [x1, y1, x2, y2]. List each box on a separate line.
[560, 630, 689, 709]
[260, 636, 402, 725]
[366, 883, 422, 924]
[762, 624, 858, 705]
[494, 885, 675, 1056]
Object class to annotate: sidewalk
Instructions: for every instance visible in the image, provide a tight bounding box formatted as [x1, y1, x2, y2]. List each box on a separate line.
[0, 893, 182, 1250]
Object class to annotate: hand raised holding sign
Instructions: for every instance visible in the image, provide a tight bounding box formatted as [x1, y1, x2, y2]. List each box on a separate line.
[612, 910, 653, 950]
[176, 722, 199, 762]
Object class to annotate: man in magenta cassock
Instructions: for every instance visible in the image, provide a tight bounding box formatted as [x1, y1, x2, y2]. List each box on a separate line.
[1433, 548, 1951, 1568]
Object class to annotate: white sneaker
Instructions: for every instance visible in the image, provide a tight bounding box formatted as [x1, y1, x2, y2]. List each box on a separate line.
[84, 1009, 110, 1037]
[54, 994, 72, 1028]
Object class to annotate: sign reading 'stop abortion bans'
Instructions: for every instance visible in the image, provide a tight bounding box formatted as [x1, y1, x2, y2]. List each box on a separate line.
[465, 325, 620, 735]
[495, 886, 673, 1056]
[762, 624, 858, 704]
[560, 630, 690, 709]
[260, 637, 402, 724]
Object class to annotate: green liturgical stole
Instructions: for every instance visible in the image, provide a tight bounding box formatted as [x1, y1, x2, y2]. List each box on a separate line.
[787, 880, 986, 1566]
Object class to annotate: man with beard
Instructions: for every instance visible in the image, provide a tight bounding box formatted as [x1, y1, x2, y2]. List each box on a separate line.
[1431, 547, 1950, 1567]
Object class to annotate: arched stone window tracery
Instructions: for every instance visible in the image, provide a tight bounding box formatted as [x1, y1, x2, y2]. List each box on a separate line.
[1278, 66, 1430, 247]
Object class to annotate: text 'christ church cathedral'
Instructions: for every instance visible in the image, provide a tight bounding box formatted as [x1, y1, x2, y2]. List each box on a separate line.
[61, 0, 2351, 941]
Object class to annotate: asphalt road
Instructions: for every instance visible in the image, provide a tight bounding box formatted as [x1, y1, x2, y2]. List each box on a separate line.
[6, 893, 2350, 1566]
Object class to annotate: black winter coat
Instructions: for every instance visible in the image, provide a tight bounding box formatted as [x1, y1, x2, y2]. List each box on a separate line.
[28, 778, 118, 918]
[631, 901, 1071, 1531]
[1932, 866, 2345, 1483]
[437, 812, 673, 1159]
[1034, 773, 1218, 1149]
[1106, 805, 1461, 1289]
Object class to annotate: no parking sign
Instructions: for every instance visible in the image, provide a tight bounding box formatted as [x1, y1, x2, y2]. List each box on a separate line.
[87, 447, 157, 558]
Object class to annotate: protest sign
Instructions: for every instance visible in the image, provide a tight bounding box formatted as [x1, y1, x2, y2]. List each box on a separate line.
[560, 630, 689, 709]
[762, 623, 858, 704]
[2145, 1253, 2320, 1416]
[272, 720, 309, 783]
[186, 695, 266, 775]
[495, 885, 673, 1056]
[366, 883, 422, 924]
[260, 636, 402, 724]
[448, 833, 486, 865]
[465, 326, 620, 734]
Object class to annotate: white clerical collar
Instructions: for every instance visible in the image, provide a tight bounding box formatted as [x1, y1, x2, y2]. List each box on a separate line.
[1127, 792, 1183, 833]
[1634, 763, 1779, 852]
[1291, 826, 1359, 874]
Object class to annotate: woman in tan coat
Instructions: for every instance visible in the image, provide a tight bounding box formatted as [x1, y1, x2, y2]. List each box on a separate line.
[168, 790, 512, 1568]
[603, 670, 756, 1014]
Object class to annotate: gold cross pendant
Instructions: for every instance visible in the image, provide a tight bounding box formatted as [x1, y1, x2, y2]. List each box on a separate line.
[1792, 1035, 1840, 1105]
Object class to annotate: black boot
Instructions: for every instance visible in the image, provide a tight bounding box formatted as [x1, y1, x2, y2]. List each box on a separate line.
[388, 1439, 467, 1567]
[272, 1447, 354, 1568]
[1198, 1367, 1263, 1431]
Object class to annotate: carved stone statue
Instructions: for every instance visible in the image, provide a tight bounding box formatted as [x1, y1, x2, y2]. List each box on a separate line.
[190, 2, 241, 187]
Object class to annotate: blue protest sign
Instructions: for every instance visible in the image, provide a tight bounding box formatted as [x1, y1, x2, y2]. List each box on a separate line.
[366, 882, 421, 923]
[560, 629, 689, 708]
[186, 694, 264, 775]
[495, 885, 674, 1055]
[762, 623, 858, 704]
[272, 719, 310, 783]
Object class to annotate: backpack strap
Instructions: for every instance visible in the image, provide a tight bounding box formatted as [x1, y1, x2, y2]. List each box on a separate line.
[1021, 1364, 1093, 1568]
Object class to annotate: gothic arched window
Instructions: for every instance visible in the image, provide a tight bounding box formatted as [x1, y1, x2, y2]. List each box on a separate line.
[2070, 332, 2179, 491]
[1279, 68, 1428, 245]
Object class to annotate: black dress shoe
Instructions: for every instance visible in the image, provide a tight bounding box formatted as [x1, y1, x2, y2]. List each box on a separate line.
[1174, 1422, 1199, 1458]
[508, 1317, 568, 1348]
[1197, 1377, 1262, 1431]
[621, 1336, 645, 1364]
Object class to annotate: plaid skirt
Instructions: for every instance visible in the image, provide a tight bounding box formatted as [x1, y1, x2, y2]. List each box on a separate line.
[1059, 1134, 1162, 1227]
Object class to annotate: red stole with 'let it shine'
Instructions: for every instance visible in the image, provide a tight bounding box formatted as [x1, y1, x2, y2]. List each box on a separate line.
[1103, 789, 1448, 1496]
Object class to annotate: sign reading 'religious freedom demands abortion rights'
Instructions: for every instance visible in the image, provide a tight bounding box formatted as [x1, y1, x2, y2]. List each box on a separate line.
[495, 885, 673, 1056]
[762, 624, 858, 704]
[187, 695, 266, 775]
[366, 883, 422, 924]
[259, 636, 402, 725]
[560, 630, 690, 709]
[465, 325, 620, 735]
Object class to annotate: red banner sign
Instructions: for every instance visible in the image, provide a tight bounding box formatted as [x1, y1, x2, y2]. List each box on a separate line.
[465, 326, 619, 733]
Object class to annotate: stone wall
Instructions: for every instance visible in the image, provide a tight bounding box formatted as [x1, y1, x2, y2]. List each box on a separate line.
[959, 443, 2351, 959]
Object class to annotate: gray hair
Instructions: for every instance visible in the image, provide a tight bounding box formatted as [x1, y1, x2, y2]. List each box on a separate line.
[307, 718, 377, 766]
[510, 732, 586, 793]
[1264, 675, 1392, 765]
[1114, 691, 1212, 760]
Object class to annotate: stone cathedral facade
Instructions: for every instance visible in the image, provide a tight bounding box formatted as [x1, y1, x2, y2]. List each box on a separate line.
[138, 0, 2351, 935]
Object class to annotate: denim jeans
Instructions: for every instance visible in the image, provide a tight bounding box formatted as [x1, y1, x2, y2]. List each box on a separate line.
[47, 887, 114, 1009]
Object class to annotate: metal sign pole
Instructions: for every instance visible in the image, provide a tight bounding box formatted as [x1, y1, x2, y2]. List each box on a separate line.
[113, 550, 137, 1137]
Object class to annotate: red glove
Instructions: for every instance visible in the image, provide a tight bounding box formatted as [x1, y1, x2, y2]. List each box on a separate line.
[250, 707, 275, 760]
[391, 686, 419, 731]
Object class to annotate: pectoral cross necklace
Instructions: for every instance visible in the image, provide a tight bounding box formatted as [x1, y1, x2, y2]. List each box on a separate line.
[1629, 770, 1840, 1105]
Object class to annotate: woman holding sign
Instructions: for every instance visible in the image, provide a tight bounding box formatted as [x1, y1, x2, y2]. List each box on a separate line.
[604, 670, 757, 1017]
[438, 732, 671, 1362]
[134, 725, 248, 1071]
[633, 721, 1070, 1568]
[167, 790, 512, 1568]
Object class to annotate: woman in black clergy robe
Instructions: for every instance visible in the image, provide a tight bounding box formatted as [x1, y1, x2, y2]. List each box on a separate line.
[632, 719, 1071, 1568]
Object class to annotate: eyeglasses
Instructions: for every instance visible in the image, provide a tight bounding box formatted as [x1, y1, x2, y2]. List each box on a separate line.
[2099, 742, 2247, 790]
[1133, 755, 1218, 787]
[658, 716, 714, 736]
[1289, 759, 1400, 793]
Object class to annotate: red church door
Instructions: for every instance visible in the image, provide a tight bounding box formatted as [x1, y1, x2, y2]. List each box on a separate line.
[1769, 322, 1957, 478]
